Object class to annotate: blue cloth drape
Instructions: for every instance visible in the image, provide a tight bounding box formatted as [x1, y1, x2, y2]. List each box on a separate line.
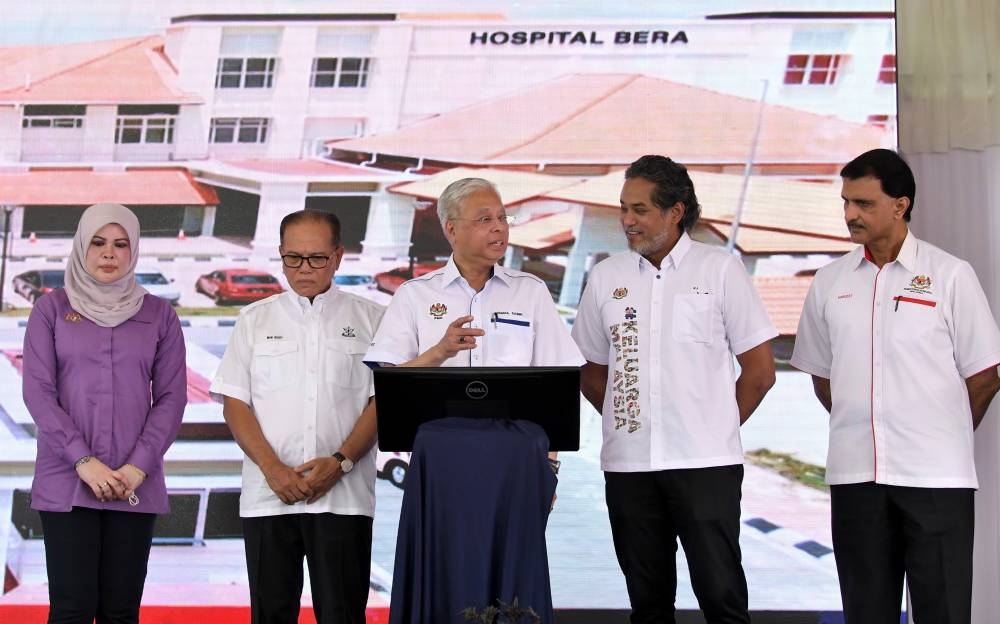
[389, 417, 557, 624]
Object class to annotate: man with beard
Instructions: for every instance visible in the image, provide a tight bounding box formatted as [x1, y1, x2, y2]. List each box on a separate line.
[572, 155, 777, 623]
[792, 149, 1000, 623]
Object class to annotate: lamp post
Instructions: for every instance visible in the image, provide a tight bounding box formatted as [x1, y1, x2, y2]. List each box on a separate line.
[727, 79, 769, 255]
[0, 206, 11, 312]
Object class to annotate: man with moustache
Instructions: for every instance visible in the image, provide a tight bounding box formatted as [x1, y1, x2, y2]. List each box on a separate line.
[211, 210, 384, 624]
[364, 177, 582, 623]
[791, 149, 1000, 623]
[572, 155, 777, 623]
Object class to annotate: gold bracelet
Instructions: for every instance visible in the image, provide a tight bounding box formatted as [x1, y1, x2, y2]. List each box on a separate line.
[74, 455, 93, 468]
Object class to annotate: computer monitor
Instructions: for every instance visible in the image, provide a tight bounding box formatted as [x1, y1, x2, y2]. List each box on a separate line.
[373, 366, 581, 452]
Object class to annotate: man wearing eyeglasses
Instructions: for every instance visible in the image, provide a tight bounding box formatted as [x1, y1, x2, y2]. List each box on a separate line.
[363, 177, 582, 623]
[210, 210, 384, 624]
[365, 177, 581, 369]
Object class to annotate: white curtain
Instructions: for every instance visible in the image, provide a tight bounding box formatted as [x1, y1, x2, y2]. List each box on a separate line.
[897, 2, 1000, 623]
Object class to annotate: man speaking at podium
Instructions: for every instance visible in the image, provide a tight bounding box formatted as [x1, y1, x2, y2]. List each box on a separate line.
[363, 177, 583, 623]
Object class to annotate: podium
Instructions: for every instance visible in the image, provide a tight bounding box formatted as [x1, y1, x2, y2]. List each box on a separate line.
[373, 367, 580, 624]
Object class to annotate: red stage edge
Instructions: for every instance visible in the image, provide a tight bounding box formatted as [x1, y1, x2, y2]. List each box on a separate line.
[0, 606, 391, 624]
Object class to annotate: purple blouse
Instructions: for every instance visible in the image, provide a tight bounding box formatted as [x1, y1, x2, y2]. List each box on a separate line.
[22, 289, 187, 514]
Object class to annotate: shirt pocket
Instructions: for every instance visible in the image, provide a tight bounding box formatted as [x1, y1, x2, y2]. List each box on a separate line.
[491, 315, 535, 365]
[327, 340, 367, 389]
[890, 295, 940, 340]
[251, 341, 299, 392]
[672, 294, 714, 344]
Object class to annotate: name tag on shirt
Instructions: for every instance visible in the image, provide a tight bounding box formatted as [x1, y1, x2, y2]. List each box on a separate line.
[492, 312, 531, 328]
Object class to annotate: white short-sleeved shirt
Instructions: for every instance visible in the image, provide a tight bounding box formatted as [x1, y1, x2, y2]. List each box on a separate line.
[791, 232, 1000, 488]
[363, 256, 583, 368]
[210, 289, 385, 517]
[572, 234, 778, 472]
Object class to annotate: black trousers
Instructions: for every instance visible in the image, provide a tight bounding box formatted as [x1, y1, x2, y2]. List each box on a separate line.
[39, 507, 157, 624]
[831, 482, 974, 624]
[605, 465, 750, 624]
[242, 513, 373, 624]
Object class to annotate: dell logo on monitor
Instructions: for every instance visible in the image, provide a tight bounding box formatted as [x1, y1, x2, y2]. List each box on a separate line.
[465, 381, 488, 400]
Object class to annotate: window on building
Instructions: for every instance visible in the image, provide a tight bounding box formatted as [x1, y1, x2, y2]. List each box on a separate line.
[878, 54, 896, 84]
[783, 54, 846, 85]
[210, 118, 270, 144]
[311, 57, 372, 88]
[866, 114, 894, 129]
[21, 105, 86, 128]
[215, 57, 277, 89]
[114, 105, 179, 144]
[217, 28, 281, 90]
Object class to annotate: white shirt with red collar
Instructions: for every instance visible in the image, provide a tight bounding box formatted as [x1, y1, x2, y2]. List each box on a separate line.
[791, 231, 1000, 488]
[363, 256, 583, 368]
[572, 233, 777, 472]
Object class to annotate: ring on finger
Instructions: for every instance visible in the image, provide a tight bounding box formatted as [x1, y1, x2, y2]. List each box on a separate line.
[98, 483, 107, 490]
[458, 336, 466, 343]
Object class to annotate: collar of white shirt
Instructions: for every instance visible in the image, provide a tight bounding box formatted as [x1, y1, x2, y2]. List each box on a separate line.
[290, 288, 331, 314]
[850, 228, 918, 273]
[630, 231, 694, 273]
[439, 255, 513, 289]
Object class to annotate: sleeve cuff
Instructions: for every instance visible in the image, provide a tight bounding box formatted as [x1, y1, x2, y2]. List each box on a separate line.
[959, 353, 1000, 379]
[362, 349, 406, 368]
[209, 381, 252, 407]
[64, 439, 94, 467]
[731, 327, 780, 356]
[788, 355, 831, 379]
[577, 346, 609, 366]
[125, 443, 158, 479]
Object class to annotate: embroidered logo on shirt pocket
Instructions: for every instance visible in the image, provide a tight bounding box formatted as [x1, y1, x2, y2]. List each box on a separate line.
[672, 294, 713, 344]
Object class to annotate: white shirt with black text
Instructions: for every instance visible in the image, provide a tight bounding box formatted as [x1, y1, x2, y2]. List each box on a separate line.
[211, 289, 385, 517]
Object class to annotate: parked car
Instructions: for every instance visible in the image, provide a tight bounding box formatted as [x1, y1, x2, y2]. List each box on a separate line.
[195, 268, 283, 305]
[12, 269, 64, 304]
[374, 262, 445, 295]
[135, 268, 180, 306]
[376, 451, 410, 489]
[334, 273, 377, 296]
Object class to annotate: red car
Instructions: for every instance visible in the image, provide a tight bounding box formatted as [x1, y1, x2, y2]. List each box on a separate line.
[374, 262, 445, 295]
[195, 268, 283, 305]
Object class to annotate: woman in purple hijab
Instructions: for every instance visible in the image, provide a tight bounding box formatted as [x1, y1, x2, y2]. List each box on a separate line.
[21, 203, 187, 624]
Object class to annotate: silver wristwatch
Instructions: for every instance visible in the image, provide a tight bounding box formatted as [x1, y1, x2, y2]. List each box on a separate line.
[333, 451, 354, 473]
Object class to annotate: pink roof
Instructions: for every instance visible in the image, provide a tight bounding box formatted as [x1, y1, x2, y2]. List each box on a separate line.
[222, 159, 384, 177]
[0, 36, 200, 104]
[752, 275, 814, 336]
[0, 168, 219, 205]
[330, 73, 889, 166]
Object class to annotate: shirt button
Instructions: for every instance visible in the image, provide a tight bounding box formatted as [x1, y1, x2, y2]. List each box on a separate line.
[656, 275, 661, 279]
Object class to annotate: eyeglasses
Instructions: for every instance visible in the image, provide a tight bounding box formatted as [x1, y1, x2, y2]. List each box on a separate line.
[450, 214, 516, 228]
[281, 254, 332, 269]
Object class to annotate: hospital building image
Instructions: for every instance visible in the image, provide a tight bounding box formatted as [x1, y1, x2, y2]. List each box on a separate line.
[0, 6, 895, 306]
